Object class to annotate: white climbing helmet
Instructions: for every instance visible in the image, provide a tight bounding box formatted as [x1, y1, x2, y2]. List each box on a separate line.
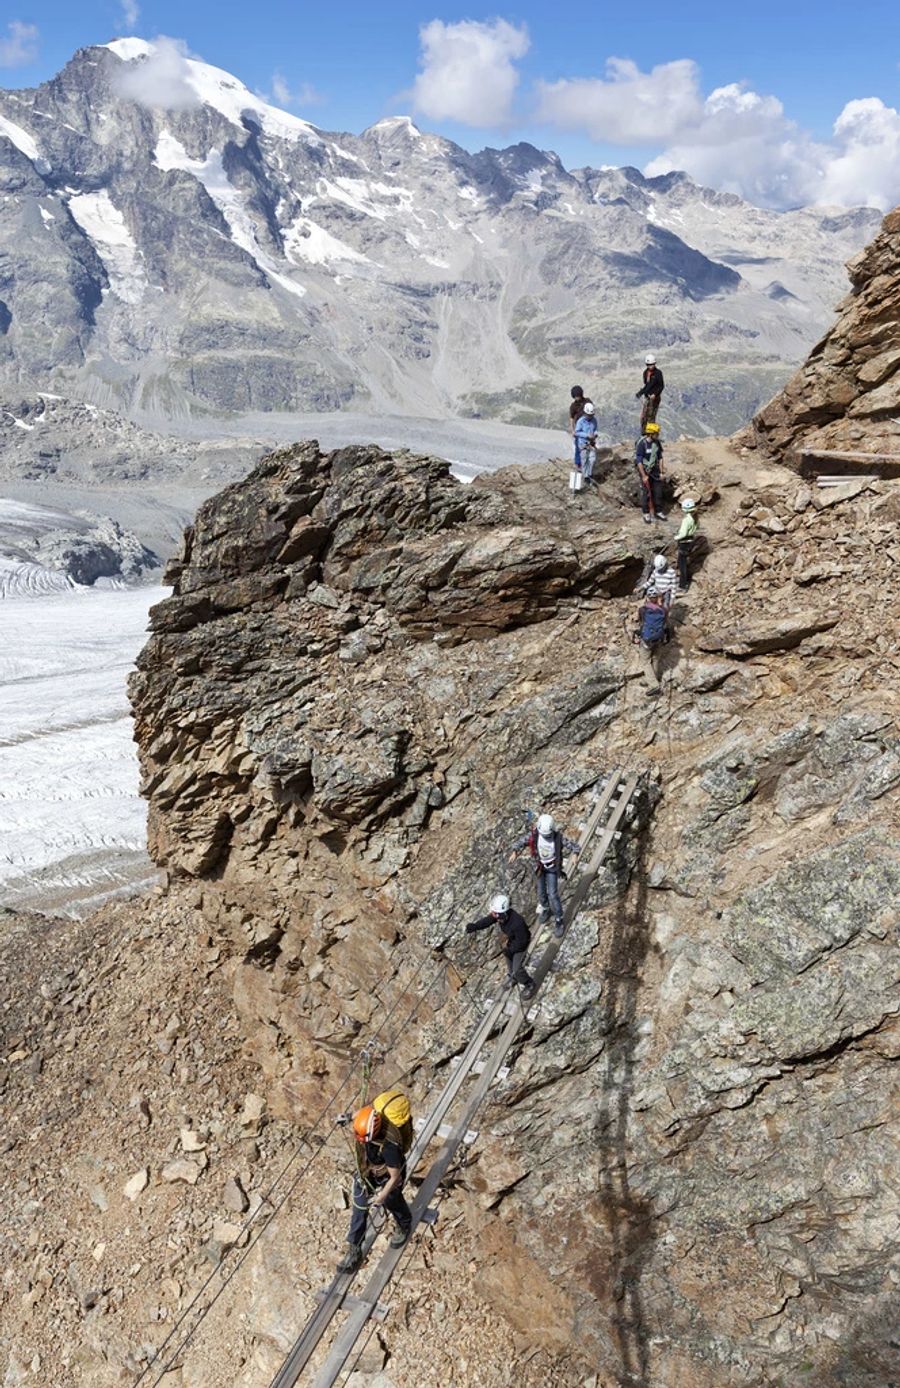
[681, 498, 696, 511]
[490, 893, 510, 916]
[537, 813, 555, 836]
[653, 554, 667, 572]
[582, 402, 595, 415]
[645, 353, 656, 365]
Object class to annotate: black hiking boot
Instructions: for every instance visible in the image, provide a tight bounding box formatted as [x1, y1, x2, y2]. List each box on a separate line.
[390, 1225, 411, 1249]
[337, 1244, 363, 1274]
[520, 983, 537, 1002]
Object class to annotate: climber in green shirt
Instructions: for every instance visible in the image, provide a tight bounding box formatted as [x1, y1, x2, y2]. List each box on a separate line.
[676, 498, 698, 589]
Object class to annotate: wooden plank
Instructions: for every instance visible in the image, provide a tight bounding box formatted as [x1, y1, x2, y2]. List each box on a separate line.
[798, 449, 900, 480]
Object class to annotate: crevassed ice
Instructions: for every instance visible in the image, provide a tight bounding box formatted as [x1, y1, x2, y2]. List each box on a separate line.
[0, 113, 50, 172]
[155, 134, 256, 255]
[283, 216, 370, 267]
[67, 190, 146, 304]
[154, 131, 306, 297]
[104, 37, 153, 61]
[106, 38, 322, 146]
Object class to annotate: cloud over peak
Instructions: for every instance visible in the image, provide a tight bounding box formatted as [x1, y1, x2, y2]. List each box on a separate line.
[411, 18, 530, 129]
[536, 53, 900, 210]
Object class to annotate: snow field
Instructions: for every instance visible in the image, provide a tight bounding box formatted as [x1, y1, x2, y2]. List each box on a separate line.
[0, 585, 161, 911]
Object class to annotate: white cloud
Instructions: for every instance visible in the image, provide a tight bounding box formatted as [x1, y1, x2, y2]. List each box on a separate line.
[410, 18, 529, 128]
[270, 72, 321, 109]
[113, 36, 201, 110]
[0, 20, 39, 68]
[120, 0, 140, 31]
[536, 58, 702, 144]
[536, 55, 900, 210]
[818, 98, 900, 208]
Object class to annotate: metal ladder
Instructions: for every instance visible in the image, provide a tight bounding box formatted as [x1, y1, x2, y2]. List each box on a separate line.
[269, 766, 641, 1388]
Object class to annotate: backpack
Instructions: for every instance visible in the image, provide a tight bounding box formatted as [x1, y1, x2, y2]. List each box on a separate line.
[640, 605, 668, 645]
[373, 1089, 413, 1155]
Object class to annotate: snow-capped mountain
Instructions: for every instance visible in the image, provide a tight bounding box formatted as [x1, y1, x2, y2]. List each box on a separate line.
[0, 40, 881, 435]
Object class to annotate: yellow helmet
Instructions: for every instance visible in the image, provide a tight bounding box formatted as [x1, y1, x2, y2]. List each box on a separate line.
[645, 422, 660, 435]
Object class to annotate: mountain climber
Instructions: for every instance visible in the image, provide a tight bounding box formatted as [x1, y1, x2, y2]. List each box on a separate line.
[509, 813, 580, 938]
[336, 1091, 413, 1273]
[466, 894, 535, 999]
[643, 553, 678, 608]
[636, 353, 664, 429]
[635, 422, 666, 523]
[635, 590, 669, 691]
[574, 402, 598, 483]
[676, 498, 698, 589]
[568, 384, 593, 434]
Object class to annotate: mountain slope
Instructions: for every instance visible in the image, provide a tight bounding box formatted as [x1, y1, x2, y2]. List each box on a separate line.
[0, 41, 881, 434]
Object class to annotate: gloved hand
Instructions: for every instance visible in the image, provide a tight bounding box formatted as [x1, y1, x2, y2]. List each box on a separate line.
[635, 390, 643, 399]
[465, 922, 478, 933]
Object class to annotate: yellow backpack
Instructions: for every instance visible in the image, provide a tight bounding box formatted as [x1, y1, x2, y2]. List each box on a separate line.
[373, 1088, 413, 1154]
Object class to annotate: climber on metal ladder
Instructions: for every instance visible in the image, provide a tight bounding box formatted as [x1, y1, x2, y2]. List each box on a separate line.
[508, 812, 581, 939]
[465, 894, 536, 999]
[336, 1090, 413, 1273]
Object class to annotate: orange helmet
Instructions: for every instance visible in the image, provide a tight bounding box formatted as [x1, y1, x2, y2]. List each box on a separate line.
[352, 1106, 381, 1143]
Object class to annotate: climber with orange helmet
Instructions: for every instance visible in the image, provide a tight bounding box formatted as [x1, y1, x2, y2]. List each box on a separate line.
[336, 1094, 413, 1274]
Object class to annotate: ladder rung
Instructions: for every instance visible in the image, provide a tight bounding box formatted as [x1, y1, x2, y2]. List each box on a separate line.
[414, 1119, 478, 1144]
[450, 1057, 510, 1079]
[315, 1290, 391, 1322]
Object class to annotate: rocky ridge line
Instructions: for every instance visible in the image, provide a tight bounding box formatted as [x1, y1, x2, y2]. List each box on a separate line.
[121, 432, 900, 1388]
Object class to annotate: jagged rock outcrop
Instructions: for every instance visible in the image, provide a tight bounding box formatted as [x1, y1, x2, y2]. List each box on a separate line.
[125, 439, 900, 1388]
[750, 207, 900, 463]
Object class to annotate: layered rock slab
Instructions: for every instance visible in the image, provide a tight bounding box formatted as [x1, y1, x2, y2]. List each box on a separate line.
[750, 207, 900, 463]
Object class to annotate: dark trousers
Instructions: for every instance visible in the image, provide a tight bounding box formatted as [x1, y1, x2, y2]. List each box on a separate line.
[677, 539, 693, 586]
[640, 395, 660, 429]
[348, 1173, 411, 1247]
[641, 473, 663, 515]
[506, 949, 533, 989]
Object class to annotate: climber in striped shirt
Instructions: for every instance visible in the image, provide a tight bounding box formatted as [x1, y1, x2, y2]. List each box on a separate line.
[642, 553, 678, 608]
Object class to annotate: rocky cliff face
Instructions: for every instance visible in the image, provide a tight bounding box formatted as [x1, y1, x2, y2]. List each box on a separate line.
[0, 41, 880, 434]
[750, 207, 900, 462]
[125, 437, 899, 1388]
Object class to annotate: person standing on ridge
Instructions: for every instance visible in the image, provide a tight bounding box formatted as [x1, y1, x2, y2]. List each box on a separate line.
[509, 813, 580, 938]
[635, 422, 666, 524]
[336, 1093, 413, 1273]
[466, 894, 535, 999]
[676, 498, 698, 589]
[636, 353, 664, 429]
[574, 402, 598, 484]
[568, 384, 592, 435]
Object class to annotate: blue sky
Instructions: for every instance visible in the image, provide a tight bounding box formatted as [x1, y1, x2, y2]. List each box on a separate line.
[2, 2, 899, 208]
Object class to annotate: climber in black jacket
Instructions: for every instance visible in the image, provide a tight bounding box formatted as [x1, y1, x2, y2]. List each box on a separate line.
[466, 894, 535, 999]
[636, 354, 665, 429]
